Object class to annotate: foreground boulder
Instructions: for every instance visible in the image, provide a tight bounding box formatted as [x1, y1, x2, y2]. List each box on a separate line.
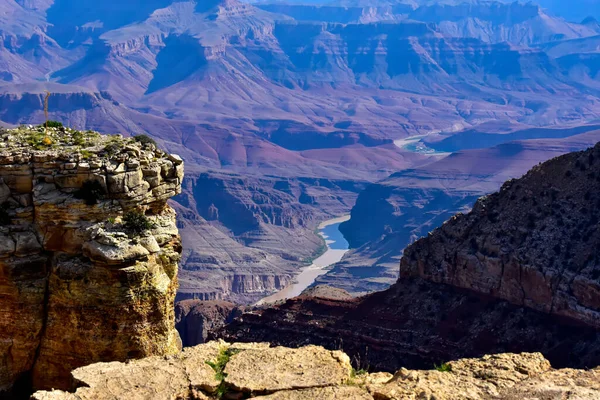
[0, 127, 184, 393]
[31, 341, 600, 399]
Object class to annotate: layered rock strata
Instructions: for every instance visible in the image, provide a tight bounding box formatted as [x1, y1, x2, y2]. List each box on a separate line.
[0, 126, 184, 393]
[32, 342, 600, 399]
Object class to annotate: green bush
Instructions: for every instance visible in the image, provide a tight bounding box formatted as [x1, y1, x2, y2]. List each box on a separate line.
[133, 134, 157, 147]
[45, 120, 63, 128]
[434, 363, 452, 372]
[103, 142, 121, 156]
[72, 130, 85, 146]
[74, 180, 106, 205]
[123, 211, 154, 234]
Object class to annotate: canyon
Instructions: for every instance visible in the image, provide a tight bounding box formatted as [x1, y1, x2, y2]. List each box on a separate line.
[5, 0, 600, 301]
[24, 142, 600, 400]
[2, 1, 600, 399]
[220, 142, 600, 374]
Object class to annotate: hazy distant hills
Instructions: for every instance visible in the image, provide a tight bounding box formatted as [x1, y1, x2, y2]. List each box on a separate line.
[3, 0, 600, 141]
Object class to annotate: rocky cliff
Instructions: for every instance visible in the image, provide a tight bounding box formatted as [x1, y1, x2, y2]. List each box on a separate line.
[332, 132, 600, 294]
[31, 341, 600, 399]
[0, 125, 184, 394]
[401, 141, 600, 328]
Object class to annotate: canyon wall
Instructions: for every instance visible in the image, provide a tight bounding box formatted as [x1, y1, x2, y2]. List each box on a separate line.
[0, 126, 183, 393]
[331, 134, 600, 295]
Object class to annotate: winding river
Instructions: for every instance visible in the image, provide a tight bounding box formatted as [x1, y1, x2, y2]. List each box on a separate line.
[256, 215, 350, 305]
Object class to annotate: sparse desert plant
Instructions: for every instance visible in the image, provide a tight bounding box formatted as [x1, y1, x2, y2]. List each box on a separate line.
[26, 130, 53, 150]
[133, 134, 157, 147]
[123, 211, 155, 234]
[103, 142, 122, 156]
[44, 91, 50, 135]
[435, 363, 452, 372]
[45, 120, 63, 128]
[72, 130, 85, 146]
[205, 347, 241, 398]
[80, 150, 93, 159]
[74, 180, 106, 205]
[350, 368, 368, 379]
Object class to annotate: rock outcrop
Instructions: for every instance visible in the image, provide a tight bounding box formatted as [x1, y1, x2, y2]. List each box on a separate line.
[0, 126, 184, 394]
[31, 342, 600, 399]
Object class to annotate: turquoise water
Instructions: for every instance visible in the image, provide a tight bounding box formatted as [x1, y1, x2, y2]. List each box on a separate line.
[321, 222, 349, 250]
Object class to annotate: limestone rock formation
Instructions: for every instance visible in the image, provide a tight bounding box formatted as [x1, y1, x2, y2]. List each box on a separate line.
[0, 126, 184, 393]
[401, 142, 600, 328]
[31, 342, 600, 399]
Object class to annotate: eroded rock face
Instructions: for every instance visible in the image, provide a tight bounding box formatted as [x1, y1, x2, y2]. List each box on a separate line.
[0, 127, 184, 393]
[401, 142, 600, 328]
[30, 343, 600, 400]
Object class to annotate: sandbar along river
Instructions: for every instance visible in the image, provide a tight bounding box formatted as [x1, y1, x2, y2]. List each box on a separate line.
[256, 215, 350, 305]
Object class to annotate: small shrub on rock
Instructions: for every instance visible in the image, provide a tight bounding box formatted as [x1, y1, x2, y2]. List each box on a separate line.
[133, 134, 157, 147]
[103, 142, 121, 156]
[74, 180, 106, 205]
[435, 363, 452, 372]
[45, 120, 63, 128]
[124, 211, 155, 234]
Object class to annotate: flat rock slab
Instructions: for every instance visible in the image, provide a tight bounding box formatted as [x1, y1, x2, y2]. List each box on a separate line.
[224, 345, 352, 393]
[31, 391, 78, 400]
[32, 341, 223, 400]
[367, 353, 552, 400]
[254, 386, 373, 399]
[496, 368, 600, 400]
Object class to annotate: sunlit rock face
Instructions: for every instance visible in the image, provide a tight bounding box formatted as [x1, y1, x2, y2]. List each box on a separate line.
[0, 126, 184, 393]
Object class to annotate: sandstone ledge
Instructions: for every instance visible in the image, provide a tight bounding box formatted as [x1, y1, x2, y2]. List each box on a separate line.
[32, 341, 600, 400]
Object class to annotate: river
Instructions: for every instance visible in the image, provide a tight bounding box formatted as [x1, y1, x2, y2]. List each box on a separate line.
[256, 215, 350, 305]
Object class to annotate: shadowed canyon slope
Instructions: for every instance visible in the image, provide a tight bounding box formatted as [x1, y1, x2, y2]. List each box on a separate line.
[220, 143, 600, 373]
[318, 129, 600, 294]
